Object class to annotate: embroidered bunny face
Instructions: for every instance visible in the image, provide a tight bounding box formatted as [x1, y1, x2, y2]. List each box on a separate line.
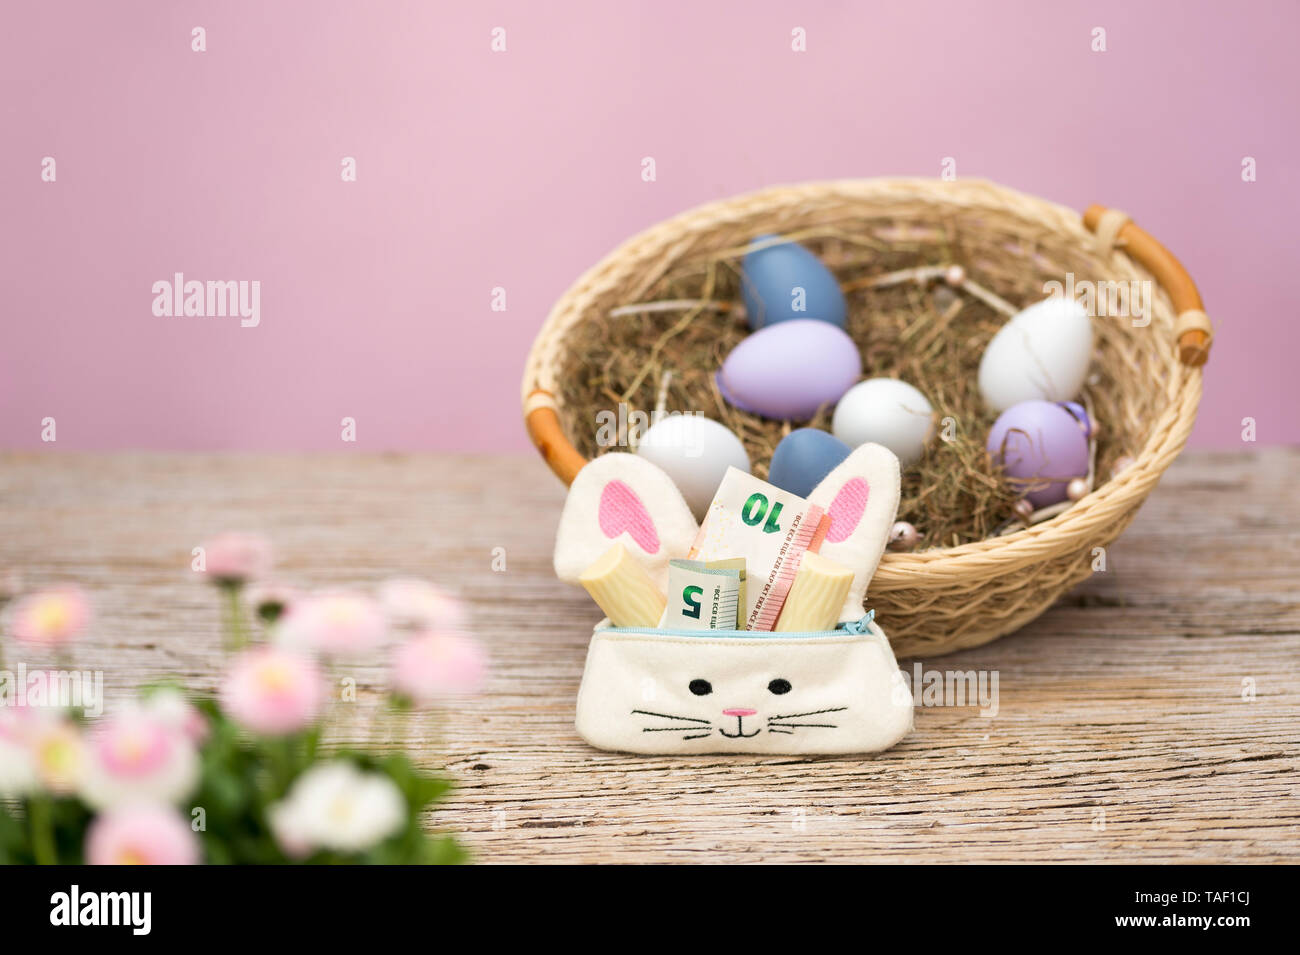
[575, 625, 913, 755]
[633, 672, 848, 742]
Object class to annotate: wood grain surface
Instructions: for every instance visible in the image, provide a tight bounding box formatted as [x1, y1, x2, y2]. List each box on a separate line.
[1, 449, 1297, 864]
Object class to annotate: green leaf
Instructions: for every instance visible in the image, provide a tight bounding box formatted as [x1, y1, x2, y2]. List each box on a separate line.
[410, 773, 452, 809]
[420, 835, 468, 865]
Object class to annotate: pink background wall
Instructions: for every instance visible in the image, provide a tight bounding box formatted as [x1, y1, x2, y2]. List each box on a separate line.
[3, 0, 1296, 451]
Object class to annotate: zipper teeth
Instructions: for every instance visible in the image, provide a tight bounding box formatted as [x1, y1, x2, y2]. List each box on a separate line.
[597, 612, 874, 640]
[600, 626, 854, 639]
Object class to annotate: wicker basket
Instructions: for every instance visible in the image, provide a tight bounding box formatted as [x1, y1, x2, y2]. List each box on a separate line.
[522, 178, 1210, 657]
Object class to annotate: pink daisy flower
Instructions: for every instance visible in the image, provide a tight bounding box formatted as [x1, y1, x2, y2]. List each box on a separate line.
[86, 804, 201, 865]
[80, 710, 199, 810]
[378, 578, 467, 631]
[390, 631, 486, 704]
[200, 532, 271, 585]
[26, 717, 88, 795]
[7, 586, 90, 648]
[141, 688, 209, 744]
[219, 647, 326, 736]
[275, 592, 386, 658]
[0, 712, 38, 798]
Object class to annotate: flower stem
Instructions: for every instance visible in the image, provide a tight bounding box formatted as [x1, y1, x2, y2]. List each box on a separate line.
[29, 798, 57, 865]
[268, 736, 297, 795]
[223, 583, 249, 651]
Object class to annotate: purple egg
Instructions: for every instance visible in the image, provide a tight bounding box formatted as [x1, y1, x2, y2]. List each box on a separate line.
[717, 319, 862, 420]
[986, 400, 1089, 507]
[1057, 401, 1092, 437]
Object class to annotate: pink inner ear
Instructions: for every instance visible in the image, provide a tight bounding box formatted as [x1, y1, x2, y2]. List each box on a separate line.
[826, 477, 869, 544]
[598, 480, 661, 554]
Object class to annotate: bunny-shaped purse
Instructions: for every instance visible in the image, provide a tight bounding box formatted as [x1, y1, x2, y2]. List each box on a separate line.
[554, 444, 914, 755]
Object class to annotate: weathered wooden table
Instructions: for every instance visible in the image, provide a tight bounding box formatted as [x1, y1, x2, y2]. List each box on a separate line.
[2, 450, 1296, 863]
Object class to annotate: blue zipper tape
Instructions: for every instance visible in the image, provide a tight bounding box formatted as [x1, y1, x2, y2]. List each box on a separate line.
[599, 609, 875, 640]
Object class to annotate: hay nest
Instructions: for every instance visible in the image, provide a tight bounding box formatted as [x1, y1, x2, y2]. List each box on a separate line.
[555, 226, 1130, 550]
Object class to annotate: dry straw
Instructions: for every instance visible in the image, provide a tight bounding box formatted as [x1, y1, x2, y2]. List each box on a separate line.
[522, 179, 1208, 656]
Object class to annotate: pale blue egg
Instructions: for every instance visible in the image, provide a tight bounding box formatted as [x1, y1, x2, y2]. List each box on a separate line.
[768, 428, 851, 499]
[742, 235, 847, 330]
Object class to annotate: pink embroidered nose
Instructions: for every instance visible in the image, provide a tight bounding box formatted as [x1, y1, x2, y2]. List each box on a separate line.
[723, 708, 756, 717]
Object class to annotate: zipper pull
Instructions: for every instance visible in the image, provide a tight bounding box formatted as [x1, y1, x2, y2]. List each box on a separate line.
[842, 610, 876, 634]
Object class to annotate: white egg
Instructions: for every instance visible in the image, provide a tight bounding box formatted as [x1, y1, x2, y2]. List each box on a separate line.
[831, 378, 934, 466]
[635, 415, 750, 519]
[978, 296, 1095, 412]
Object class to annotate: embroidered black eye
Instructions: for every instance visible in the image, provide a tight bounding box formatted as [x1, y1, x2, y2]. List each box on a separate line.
[768, 679, 792, 695]
[688, 679, 712, 696]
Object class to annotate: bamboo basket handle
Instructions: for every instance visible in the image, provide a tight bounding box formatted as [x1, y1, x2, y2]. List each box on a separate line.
[524, 389, 587, 486]
[1082, 205, 1213, 367]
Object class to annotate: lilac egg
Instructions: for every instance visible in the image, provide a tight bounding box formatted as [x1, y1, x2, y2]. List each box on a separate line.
[986, 400, 1089, 507]
[717, 319, 862, 420]
[1057, 401, 1092, 437]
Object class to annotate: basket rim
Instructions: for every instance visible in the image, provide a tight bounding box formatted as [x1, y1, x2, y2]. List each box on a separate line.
[522, 177, 1204, 585]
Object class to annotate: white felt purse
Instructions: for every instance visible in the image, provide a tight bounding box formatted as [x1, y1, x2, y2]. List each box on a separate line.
[575, 614, 911, 755]
[555, 445, 913, 756]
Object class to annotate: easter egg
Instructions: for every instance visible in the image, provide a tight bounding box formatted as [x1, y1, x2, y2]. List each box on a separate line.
[986, 400, 1090, 507]
[636, 414, 750, 520]
[831, 378, 935, 466]
[767, 428, 851, 499]
[717, 319, 862, 420]
[741, 235, 847, 330]
[978, 296, 1094, 412]
[1058, 401, 1092, 437]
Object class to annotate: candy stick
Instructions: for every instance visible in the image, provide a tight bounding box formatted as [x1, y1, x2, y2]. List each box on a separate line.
[579, 543, 667, 628]
[774, 552, 855, 633]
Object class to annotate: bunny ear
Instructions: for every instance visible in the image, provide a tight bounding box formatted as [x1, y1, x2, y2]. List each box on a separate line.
[554, 453, 699, 591]
[806, 443, 901, 623]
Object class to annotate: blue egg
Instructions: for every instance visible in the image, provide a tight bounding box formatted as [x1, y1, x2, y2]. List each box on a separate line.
[768, 428, 852, 499]
[742, 235, 847, 331]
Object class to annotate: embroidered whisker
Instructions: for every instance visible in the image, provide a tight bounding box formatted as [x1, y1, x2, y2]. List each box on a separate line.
[769, 722, 839, 729]
[631, 709, 711, 724]
[642, 725, 713, 733]
[766, 706, 847, 721]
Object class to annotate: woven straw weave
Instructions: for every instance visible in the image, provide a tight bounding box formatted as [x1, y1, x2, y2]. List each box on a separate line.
[522, 178, 1203, 657]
